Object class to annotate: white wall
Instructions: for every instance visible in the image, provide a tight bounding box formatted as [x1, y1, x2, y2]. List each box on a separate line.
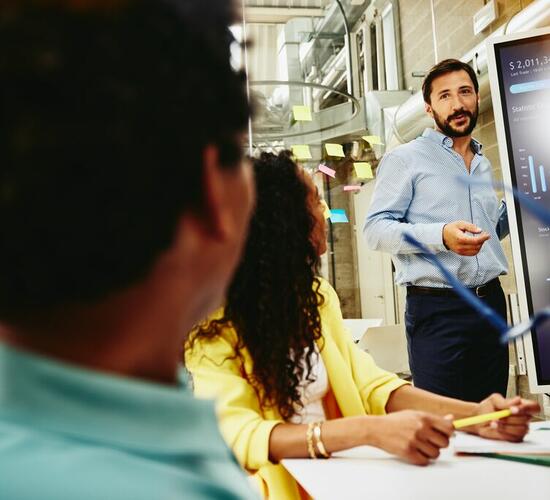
[352, 180, 397, 325]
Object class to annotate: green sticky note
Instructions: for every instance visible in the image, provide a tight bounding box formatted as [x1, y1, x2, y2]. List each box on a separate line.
[362, 135, 384, 145]
[292, 105, 312, 122]
[292, 145, 312, 160]
[325, 143, 345, 157]
[354, 162, 373, 179]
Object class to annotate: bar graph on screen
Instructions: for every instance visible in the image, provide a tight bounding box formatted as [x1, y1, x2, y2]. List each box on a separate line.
[519, 149, 548, 198]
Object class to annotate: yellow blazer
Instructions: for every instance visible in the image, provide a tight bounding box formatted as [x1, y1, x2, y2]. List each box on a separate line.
[185, 278, 408, 499]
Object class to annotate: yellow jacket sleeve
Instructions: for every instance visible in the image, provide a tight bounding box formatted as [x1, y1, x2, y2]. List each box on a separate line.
[317, 278, 409, 416]
[185, 332, 284, 472]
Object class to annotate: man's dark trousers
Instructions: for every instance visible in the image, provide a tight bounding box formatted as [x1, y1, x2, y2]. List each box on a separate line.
[405, 279, 509, 402]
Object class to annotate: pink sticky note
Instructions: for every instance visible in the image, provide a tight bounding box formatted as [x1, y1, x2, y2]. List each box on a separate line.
[344, 185, 361, 191]
[318, 164, 336, 178]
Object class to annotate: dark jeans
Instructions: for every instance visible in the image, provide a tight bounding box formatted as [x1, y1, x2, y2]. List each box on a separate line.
[405, 283, 509, 402]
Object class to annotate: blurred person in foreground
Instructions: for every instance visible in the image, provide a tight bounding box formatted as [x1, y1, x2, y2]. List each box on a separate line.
[0, 1, 256, 499]
[184, 151, 539, 500]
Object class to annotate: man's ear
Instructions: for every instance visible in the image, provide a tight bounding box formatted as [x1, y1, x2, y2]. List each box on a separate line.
[199, 144, 231, 240]
[425, 102, 433, 118]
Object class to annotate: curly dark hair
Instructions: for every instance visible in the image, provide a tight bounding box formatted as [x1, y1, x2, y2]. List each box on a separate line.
[0, 0, 249, 318]
[187, 151, 324, 420]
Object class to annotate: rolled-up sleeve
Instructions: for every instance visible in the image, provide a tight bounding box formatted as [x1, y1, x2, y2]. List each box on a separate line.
[364, 152, 446, 254]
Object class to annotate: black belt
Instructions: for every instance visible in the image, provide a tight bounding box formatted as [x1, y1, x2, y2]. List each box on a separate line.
[407, 278, 501, 299]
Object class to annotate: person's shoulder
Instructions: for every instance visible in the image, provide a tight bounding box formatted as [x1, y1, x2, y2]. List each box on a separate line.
[378, 141, 421, 171]
[316, 276, 337, 300]
[316, 277, 342, 315]
[184, 309, 242, 371]
[188, 308, 239, 350]
[0, 420, 251, 500]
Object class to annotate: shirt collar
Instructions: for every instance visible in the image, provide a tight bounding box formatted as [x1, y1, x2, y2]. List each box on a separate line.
[422, 128, 483, 154]
[0, 342, 229, 459]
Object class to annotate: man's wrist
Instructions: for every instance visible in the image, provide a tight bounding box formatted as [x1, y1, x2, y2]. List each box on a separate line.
[442, 224, 450, 250]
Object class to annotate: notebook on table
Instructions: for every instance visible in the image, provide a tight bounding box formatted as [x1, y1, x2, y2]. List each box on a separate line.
[454, 421, 550, 467]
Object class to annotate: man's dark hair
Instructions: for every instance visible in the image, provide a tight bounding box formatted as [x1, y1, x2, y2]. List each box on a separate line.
[422, 58, 479, 104]
[0, 0, 250, 318]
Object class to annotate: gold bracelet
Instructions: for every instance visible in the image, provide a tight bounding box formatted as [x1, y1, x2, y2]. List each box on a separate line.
[312, 422, 331, 459]
[306, 422, 318, 459]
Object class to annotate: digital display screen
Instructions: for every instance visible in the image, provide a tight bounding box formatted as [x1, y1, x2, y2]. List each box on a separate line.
[495, 33, 550, 385]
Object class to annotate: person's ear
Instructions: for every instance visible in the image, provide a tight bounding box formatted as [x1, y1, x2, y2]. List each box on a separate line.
[425, 102, 433, 118]
[199, 144, 233, 241]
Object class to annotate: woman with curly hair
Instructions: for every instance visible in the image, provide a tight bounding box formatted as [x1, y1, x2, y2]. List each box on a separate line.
[184, 151, 538, 499]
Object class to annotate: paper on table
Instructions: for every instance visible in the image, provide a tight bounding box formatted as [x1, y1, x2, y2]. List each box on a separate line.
[454, 425, 550, 455]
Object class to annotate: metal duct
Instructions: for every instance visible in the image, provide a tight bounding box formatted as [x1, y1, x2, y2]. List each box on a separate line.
[390, 0, 550, 146]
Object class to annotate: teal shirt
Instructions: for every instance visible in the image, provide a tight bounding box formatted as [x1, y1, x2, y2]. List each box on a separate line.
[0, 343, 257, 500]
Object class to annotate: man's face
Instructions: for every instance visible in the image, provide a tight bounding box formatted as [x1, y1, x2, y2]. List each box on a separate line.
[425, 70, 479, 138]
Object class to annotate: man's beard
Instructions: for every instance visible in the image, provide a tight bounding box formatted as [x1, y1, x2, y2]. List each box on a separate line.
[433, 103, 479, 138]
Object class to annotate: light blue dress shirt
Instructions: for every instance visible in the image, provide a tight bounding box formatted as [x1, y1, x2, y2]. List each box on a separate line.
[364, 128, 508, 288]
[0, 343, 257, 500]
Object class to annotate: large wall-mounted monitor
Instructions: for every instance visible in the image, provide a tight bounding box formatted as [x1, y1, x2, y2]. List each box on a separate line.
[487, 27, 550, 394]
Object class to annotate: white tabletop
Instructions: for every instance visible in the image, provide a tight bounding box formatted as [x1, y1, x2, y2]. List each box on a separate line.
[282, 422, 550, 500]
[342, 318, 384, 343]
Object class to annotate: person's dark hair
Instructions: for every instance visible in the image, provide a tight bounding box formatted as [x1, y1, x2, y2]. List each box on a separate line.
[187, 151, 324, 420]
[0, 0, 250, 318]
[422, 58, 479, 104]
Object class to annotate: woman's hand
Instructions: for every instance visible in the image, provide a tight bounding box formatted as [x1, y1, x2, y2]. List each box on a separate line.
[366, 411, 454, 466]
[465, 393, 540, 442]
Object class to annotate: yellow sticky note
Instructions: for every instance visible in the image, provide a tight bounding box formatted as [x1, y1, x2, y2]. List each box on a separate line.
[291, 145, 312, 160]
[354, 162, 373, 179]
[292, 105, 312, 122]
[362, 135, 384, 145]
[325, 143, 345, 158]
[321, 199, 331, 219]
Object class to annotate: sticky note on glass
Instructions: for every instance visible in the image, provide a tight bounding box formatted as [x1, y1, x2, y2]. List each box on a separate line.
[362, 135, 384, 145]
[354, 162, 373, 179]
[330, 209, 349, 223]
[321, 199, 331, 219]
[325, 143, 345, 157]
[292, 105, 312, 122]
[292, 145, 312, 160]
[344, 185, 362, 192]
[318, 164, 336, 178]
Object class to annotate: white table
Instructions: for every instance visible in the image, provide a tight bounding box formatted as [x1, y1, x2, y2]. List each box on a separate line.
[282, 422, 550, 500]
[342, 318, 383, 343]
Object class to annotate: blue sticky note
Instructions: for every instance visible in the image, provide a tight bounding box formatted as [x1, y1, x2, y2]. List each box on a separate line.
[330, 209, 349, 223]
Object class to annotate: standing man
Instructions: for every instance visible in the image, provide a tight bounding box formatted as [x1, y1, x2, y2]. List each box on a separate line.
[365, 59, 509, 402]
[0, 1, 256, 499]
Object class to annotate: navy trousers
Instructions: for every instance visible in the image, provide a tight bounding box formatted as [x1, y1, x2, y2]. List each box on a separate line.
[405, 283, 509, 402]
